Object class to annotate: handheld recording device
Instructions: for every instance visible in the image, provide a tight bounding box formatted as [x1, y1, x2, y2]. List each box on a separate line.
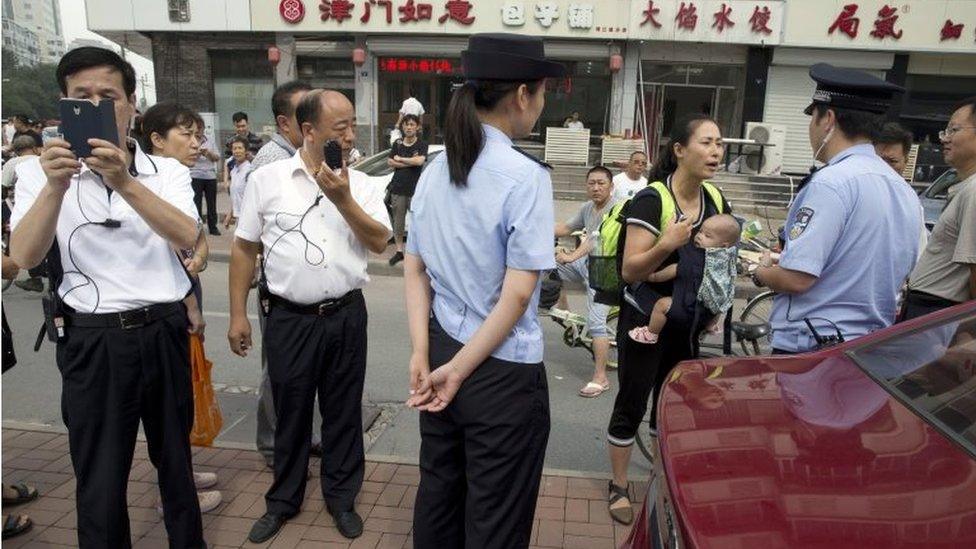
[58, 98, 118, 158]
[803, 317, 845, 349]
[323, 140, 343, 171]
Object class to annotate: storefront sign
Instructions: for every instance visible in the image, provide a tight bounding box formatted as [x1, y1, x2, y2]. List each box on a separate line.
[253, 0, 787, 43]
[784, 0, 976, 53]
[378, 57, 457, 73]
[629, 0, 784, 44]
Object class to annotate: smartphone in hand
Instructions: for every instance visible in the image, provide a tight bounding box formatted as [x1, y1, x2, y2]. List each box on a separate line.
[323, 140, 343, 171]
[58, 98, 118, 158]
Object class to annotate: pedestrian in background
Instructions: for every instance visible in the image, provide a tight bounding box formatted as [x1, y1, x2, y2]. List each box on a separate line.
[224, 111, 263, 158]
[190, 124, 222, 236]
[138, 100, 224, 516]
[2, 136, 46, 293]
[873, 122, 928, 263]
[247, 79, 316, 468]
[405, 33, 565, 549]
[223, 137, 251, 230]
[229, 89, 390, 543]
[902, 97, 976, 319]
[612, 150, 649, 203]
[753, 64, 921, 352]
[387, 113, 428, 267]
[9, 46, 205, 548]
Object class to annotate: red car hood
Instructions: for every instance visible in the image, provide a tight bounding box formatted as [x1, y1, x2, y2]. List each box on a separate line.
[657, 305, 976, 549]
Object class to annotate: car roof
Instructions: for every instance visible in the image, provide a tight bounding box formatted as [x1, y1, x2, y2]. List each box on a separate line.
[657, 301, 976, 548]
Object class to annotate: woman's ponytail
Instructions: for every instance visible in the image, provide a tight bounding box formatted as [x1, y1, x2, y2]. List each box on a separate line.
[443, 79, 544, 187]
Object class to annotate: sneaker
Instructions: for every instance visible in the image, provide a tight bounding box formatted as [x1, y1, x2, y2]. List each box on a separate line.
[156, 490, 223, 516]
[388, 251, 404, 266]
[14, 277, 43, 293]
[193, 471, 218, 489]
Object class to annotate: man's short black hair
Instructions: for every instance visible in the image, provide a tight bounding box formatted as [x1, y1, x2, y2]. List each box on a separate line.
[954, 96, 976, 124]
[812, 104, 883, 141]
[56, 46, 136, 97]
[272, 81, 313, 119]
[12, 114, 32, 125]
[875, 122, 913, 156]
[295, 89, 325, 130]
[587, 165, 613, 181]
[629, 150, 648, 161]
[232, 111, 249, 124]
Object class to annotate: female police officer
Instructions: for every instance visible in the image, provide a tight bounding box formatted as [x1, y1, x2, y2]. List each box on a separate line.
[403, 34, 565, 548]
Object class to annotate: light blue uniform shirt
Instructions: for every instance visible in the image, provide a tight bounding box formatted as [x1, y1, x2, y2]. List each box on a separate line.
[771, 144, 922, 353]
[406, 124, 556, 364]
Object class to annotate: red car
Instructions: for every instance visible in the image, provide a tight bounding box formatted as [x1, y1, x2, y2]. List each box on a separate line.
[625, 301, 976, 549]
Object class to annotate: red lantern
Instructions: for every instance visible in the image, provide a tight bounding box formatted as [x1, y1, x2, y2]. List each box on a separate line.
[268, 46, 281, 67]
[609, 53, 623, 72]
[352, 48, 367, 66]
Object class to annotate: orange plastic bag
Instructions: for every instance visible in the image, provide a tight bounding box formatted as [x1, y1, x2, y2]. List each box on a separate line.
[189, 333, 223, 447]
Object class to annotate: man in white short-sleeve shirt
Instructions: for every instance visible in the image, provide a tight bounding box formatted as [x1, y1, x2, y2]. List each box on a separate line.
[228, 89, 390, 544]
[8, 47, 205, 548]
[612, 150, 649, 203]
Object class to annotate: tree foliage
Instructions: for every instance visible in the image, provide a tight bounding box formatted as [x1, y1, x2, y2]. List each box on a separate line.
[2, 51, 62, 122]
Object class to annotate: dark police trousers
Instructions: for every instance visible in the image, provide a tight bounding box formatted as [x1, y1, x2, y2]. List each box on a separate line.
[57, 304, 204, 548]
[414, 317, 550, 549]
[263, 291, 367, 516]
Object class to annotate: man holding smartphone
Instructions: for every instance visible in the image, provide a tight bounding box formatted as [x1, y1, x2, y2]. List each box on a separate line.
[8, 47, 205, 548]
[227, 89, 390, 543]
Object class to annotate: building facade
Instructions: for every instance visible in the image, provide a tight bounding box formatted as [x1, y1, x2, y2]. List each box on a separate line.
[84, 0, 975, 178]
[3, 0, 64, 65]
[2, 15, 40, 66]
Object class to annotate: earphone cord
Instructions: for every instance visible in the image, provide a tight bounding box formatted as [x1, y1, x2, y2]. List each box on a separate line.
[59, 174, 107, 313]
[261, 195, 326, 278]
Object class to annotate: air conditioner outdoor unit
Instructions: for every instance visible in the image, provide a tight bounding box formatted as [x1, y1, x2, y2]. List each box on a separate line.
[741, 122, 786, 176]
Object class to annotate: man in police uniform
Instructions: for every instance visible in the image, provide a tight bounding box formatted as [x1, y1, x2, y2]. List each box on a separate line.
[227, 89, 391, 542]
[752, 64, 922, 354]
[9, 47, 205, 547]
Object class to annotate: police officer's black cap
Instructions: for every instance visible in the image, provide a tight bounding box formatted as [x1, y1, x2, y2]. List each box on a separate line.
[461, 33, 568, 81]
[804, 63, 904, 116]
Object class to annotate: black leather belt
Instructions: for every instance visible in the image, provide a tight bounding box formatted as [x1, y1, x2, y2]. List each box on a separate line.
[66, 302, 184, 330]
[906, 290, 958, 308]
[269, 290, 361, 316]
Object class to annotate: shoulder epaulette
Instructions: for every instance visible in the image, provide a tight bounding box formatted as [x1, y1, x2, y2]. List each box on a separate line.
[511, 145, 553, 170]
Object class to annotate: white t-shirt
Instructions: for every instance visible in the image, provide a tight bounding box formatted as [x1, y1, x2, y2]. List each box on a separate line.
[399, 97, 425, 117]
[566, 120, 584, 131]
[612, 172, 648, 203]
[236, 152, 392, 304]
[228, 158, 252, 216]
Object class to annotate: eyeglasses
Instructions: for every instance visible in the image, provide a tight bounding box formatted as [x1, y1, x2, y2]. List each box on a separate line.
[939, 126, 976, 141]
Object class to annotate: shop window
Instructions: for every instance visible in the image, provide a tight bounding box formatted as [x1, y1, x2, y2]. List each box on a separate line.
[540, 60, 612, 136]
[168, 0, 190, 23]
[296, 56, 355, 95]
[211, 50, 274, 146]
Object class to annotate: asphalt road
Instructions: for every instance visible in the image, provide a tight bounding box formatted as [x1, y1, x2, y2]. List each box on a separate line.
[1, 262, 653, 479]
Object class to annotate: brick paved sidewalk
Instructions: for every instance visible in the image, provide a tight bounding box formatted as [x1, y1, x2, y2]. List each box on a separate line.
[2, 428, 646, 548]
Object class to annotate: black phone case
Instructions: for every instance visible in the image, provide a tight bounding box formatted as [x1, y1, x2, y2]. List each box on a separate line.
[58, 99, 118, 158]
[323, 140, 343, 170]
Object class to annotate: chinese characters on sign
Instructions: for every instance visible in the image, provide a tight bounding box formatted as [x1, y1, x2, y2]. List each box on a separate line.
[828, 3, 860, 39]
[399, 0, 433, 22]
[940, 19, 963, 41]
[568, 4, 594, 29]
[640, 1, 662, 28]
[675, 2, 697, 31]
[749, 5, 771, 34]
[712, 3, 734, 32]
[869, 5, 902, 40]
[318, 0, 475, 25]
[535, 2, 560, 28]
[379, 58, 456, 73]
[501, 2, 525, 26]
[280, 0, 306, 24]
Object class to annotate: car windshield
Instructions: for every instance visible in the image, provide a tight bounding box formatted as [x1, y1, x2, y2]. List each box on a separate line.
[355, 148, 442, 177]
[924, 170, 959, 199]
[848, 309, 976, 458]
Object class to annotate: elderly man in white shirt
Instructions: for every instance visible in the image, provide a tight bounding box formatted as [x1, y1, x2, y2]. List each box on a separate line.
[9, 47, 205, 548]
[228, 89, 390, 543]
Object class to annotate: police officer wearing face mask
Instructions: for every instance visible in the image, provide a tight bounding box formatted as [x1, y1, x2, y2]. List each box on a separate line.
[752, 64, 922, 353]
[227, 89, 391, 543]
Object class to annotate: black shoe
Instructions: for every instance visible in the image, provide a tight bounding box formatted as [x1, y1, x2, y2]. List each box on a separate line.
[248, 512, 288, 544]
[310, 442, 323, 457]
[388, 251, 404, 266]
[14, 277, 43, 292]
[208, 227, 221, 236]
[327, 506, 363, 539]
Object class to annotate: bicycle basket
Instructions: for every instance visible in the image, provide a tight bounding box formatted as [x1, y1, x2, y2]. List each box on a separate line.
[588, 254, 621, 305]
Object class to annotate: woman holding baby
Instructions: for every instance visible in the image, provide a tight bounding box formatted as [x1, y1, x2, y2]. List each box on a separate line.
[604, 114, 733, 524]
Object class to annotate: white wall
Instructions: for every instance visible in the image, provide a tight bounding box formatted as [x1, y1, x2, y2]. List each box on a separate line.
[86, 0, 252, 32]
